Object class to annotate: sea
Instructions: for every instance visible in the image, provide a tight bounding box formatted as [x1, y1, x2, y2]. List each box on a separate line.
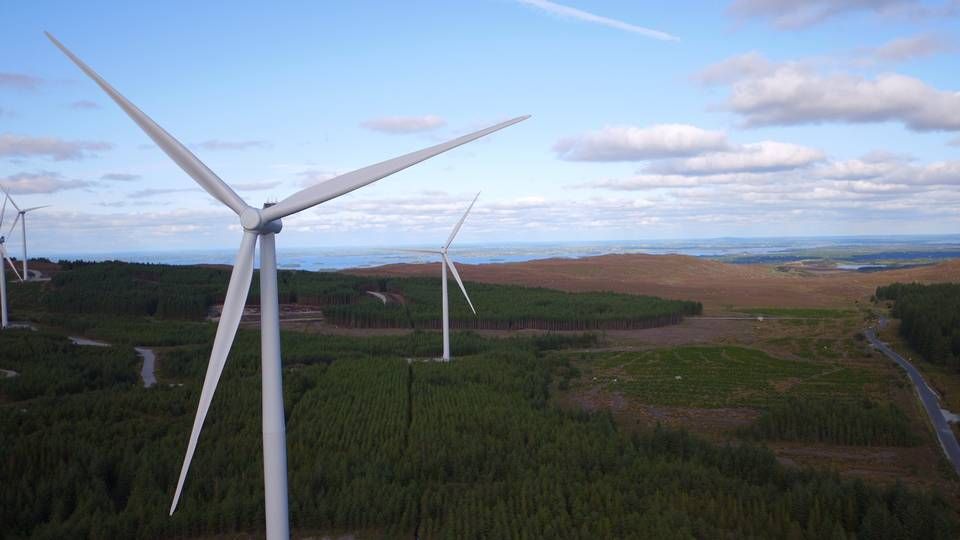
[43, 235, 960, 272]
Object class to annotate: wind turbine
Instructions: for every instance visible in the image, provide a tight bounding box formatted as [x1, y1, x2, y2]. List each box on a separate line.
[401, 193, 479, 361]
[47, 32, 527, 540]
[0, 185, 49, 281]
[0, 193, 24, 329]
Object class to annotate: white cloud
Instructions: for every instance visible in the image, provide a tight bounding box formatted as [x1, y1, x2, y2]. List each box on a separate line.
[69, 100, 100, 110]
[127, 188, 200, 199]
[724, 63, 960, 131]
[648, 141, 825, 175]
[100, 173, 140, 182]
[194, 139, 269, 151]
[232, 180, 283, 191]
[360, 115, 446, 134]
[727, 0, 918, 29]
[297, 169, 339, 188]
[1, 171, 94, 194]
[693, 52, 775, 86]
[0, 134, 113, 160]
[516, 0, 678, 41]
[554, 124, 729, 161]
[0, 72, 43, 91]
[867, 34, 950, 63]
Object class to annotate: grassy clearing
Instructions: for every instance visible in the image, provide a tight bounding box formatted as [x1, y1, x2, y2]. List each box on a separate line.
[575, 345, 881, 408]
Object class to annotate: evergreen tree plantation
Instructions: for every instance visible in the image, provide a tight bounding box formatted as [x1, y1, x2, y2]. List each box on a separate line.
[1, 328, 956, 539]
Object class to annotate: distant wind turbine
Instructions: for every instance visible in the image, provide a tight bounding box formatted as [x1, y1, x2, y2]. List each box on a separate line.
[47, 31, 527, 540]
[0, 192, 25, 329]
[400, 193, 480, 361]
[0, 185, 50, 281]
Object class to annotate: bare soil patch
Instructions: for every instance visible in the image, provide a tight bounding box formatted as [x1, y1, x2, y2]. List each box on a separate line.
[347, 254, 960, 312]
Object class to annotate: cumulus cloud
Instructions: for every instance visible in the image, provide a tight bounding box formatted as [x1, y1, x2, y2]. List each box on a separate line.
[100, 173, 140, 182]
[727, 0, 918, 29]
[720, 61, 960, 131]
[360, 115, 446, 134]
[554, 124, 729, 161]
[0, 72, 43, 91]
[0, 134, 113, 160]
[516, 0, 679, 41]
[648, 141, 825, 175]
[194, 140, 269, 151]
[280, 190, 664, 236]
[1, 171, 94, 194]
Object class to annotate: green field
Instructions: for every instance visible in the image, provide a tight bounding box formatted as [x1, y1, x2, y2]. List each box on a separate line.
[576, 346, 882, 408]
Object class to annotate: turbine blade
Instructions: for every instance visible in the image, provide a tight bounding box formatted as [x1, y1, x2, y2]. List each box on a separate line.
[443, 254, 475, 315]
[45, 32, 249, 216]
[170, 231, 257, 515]
[0, 195, 7, 229]
[445, 192, 480, 249]
[2, 247, 22, 282]
[6, 213, 20, 238]
[22, 205, 51, 213]
[261, 116, 529, 223]
[0, 185, 20, 212]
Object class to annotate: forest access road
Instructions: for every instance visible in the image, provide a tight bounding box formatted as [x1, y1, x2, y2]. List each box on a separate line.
[866, 319, 960, 477]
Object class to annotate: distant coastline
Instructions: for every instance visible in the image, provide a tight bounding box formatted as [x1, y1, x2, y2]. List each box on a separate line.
[34, 234, 960, 272]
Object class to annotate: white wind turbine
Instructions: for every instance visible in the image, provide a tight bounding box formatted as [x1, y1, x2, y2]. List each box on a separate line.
[0, 185, 50, 281]
[0, 192, 25, 329]
[400, 193, 479, 361]
[47, 32, 527, 540]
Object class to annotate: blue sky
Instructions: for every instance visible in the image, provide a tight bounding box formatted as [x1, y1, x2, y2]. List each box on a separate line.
[1, 0, 959, 254]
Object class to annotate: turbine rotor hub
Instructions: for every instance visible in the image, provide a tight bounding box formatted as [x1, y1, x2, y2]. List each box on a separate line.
[240, 206, 282, 234]
[240, 207, 262, 231]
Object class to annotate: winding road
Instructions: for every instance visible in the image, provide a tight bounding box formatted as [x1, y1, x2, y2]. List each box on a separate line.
[866, 320, 960, 476]
[69, 336, 156, 388]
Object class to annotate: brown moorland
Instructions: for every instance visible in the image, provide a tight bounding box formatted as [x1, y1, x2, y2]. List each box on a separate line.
[347, 254, 960, 312]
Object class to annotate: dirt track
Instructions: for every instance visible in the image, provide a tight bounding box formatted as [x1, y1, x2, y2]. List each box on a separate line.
[347, 254, 960, 312]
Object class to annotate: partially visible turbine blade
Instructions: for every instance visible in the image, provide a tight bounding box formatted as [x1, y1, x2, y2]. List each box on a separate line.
[6, 213, 20, 238]
[45, 32, 249, 216]
[1, 246, 22, 282]
[22, 205, 51, 213]
[443, 254, 475, 315]
[0, 195, 7, 229]
[261, 116, 530, 223]
[445, 192, 480, 249]
[170, 231, 257, 515]
[0, 185, 20, 212]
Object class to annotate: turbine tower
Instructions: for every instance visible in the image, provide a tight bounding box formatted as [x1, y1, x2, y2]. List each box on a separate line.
[0, 185, 49, 281]
[47, 32, 527, 540]
[0, 193, 24, 329]
[401, 193, 479, 361]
